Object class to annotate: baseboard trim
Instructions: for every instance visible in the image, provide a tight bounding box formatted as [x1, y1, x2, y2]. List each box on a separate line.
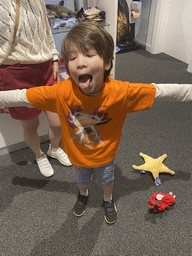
[134, 39, 146, 49]
[187, 63, 192, 73]
[0, 135, 49, 156]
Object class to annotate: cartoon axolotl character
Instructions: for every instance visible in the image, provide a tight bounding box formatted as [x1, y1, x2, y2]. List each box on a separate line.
[67, 106, 111, 149]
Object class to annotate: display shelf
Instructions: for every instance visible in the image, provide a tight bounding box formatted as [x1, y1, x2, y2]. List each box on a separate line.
[49, 17, 110, 34]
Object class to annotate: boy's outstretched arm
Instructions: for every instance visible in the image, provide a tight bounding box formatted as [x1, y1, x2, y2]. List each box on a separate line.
[0, 89, 32, 108]
[154, 84, 192, 101]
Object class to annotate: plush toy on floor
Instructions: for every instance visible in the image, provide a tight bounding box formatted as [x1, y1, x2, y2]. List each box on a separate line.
[132, 152, 175, 186]
[148, 192, 176, 213]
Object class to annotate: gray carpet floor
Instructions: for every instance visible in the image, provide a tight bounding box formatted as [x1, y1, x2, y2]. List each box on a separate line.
[0, 49, 191, 256]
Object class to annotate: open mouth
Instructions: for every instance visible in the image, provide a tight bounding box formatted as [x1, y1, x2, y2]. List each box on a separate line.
[78, 74, 93, 89]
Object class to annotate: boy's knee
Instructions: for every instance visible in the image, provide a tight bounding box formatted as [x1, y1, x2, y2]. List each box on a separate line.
[97, 176, 114, 187]
[96, 161, 115, 187]
[74, 167, 92, 188]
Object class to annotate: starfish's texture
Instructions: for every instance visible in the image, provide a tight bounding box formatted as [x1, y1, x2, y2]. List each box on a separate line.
[132, 153, 175, 186]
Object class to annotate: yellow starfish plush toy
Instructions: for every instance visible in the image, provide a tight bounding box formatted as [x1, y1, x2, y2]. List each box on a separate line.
[132, 153, 175, 186]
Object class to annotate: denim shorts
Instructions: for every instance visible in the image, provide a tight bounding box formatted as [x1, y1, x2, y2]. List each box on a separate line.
[74, 161, 115, 188]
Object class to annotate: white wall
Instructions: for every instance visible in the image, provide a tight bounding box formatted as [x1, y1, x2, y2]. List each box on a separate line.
[146, 0, 192, 72]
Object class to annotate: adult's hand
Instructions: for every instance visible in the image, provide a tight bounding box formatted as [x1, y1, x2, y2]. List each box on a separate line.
[0, 107, 9, 114]
[52, 62, 61, 82]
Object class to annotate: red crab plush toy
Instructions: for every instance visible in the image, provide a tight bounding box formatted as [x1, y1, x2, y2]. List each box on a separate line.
[148, 192, 176, 213]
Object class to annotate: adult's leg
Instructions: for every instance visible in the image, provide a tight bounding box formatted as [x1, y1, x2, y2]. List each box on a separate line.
[20, 116, 43, 158]
[45, 110, 72, 166]
[20, 116, 54, 177]
[44, 111, 61, 150]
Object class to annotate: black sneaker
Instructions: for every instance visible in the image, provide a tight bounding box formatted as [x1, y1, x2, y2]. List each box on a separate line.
[102, 198, 117, 224]
[73, 192, 88, 217]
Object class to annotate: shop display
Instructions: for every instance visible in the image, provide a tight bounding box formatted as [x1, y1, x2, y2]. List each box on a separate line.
[117, 0, 141, 52]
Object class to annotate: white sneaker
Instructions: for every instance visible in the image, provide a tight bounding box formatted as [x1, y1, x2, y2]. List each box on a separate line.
[47, 144, 72, 166]
[36, 154, 54, 177]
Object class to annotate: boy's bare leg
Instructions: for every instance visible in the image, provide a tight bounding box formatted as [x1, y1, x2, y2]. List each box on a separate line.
[102, 183, 113, 198]
[79, 182, 113, 197]
[79, 187, 88, 193]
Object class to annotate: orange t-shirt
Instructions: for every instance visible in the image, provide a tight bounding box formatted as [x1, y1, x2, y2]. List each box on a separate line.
[26, 77, 156, 167]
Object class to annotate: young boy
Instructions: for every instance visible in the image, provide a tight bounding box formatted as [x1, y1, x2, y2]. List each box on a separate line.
[0, 22, 191, 224]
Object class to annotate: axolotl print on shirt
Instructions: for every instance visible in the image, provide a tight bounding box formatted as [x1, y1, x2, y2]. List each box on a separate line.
[67, 105, 112, 149]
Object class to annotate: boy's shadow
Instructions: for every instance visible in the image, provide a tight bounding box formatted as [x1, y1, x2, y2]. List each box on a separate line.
[0, 162, 76, 213]
[30, 209, 104, 256]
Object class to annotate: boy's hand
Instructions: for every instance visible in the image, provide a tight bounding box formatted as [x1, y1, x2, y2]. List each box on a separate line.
[52, 62, 61, 82]
[0, 107, 9, 114]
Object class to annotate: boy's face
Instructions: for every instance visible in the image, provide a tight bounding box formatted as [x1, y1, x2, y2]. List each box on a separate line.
[67, 44, 111, 96]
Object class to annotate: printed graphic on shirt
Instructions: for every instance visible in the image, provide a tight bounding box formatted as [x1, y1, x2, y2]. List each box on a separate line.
[67, 105, 112, 149]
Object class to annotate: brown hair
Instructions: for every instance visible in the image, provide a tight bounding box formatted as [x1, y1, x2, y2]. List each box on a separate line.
[61, 22, 114, 80]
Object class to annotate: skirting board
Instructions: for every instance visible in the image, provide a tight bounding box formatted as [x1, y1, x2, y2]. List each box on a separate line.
[187, 62, 192, 73]
[134, 38, 145, 49]
[0, 135, 49, 156]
